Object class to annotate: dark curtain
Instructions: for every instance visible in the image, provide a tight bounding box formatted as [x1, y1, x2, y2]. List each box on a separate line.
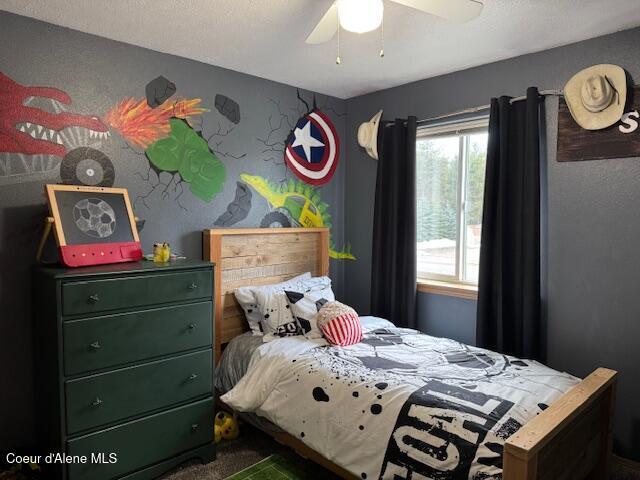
[371, 117, 417, 328]
[477, 87, 542, 359]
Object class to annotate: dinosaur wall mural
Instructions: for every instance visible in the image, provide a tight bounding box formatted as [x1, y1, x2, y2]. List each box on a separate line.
[0, 72, 109, 157]
[0, 69, 351, 258]
[0, 71, 111, 185]
[241, 173, 355, 260]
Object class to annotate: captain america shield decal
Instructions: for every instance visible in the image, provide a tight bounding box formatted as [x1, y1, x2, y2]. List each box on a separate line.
[285, 110, 340, 185]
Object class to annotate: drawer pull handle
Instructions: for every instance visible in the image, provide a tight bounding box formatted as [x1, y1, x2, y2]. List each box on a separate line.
[88, 294, 100, 304]
[191, 423, 199, 432]
[188, 282, 198, 290]
[90, 341, 101, 350]
[188, 373, 198, 381]
[188, 323, 196, 330]
[92, 397, 103, 407]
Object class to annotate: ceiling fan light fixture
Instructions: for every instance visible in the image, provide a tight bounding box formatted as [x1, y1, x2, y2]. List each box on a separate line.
[337, 0, 384, 34]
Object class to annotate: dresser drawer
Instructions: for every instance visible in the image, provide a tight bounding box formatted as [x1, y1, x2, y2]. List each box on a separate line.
[62, 269, 212, 316]
[66, 349, 212, 434]
[63, 302, 212, 375]
[67, 397, 213, 480]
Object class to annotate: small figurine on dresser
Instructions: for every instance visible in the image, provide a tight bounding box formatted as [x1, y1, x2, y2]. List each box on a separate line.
[144, 242, 187, 262]
[153, 242, 171, 263]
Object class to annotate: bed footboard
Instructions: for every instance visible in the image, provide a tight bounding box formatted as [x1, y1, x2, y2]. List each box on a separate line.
[503, 367, 617, 480]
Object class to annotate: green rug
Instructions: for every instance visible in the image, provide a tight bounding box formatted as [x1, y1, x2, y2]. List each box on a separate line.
[224, 453, 334, 480]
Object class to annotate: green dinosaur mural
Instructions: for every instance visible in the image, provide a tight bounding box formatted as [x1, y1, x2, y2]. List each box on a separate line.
[146, 118, 226, 202]
[241, 173, 355, 260]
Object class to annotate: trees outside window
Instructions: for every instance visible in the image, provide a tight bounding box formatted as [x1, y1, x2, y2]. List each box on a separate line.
[416, 120, 488, 285]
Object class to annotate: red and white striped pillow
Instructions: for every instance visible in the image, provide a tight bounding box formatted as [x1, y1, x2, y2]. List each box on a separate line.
[317, 302, 362, 346]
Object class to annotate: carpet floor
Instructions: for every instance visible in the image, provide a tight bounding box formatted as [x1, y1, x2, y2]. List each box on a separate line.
[161, 426, 339, 480]
[161, 424, 639, 480]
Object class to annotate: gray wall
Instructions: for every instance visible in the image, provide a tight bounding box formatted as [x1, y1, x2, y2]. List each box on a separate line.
[417, 293, 477, 347]
[345, 27, 640, 460]
[0, 11, 349, 450]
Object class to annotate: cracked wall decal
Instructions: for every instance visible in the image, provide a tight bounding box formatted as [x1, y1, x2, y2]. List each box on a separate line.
[205, 122, 246, 161]
[284, 91, 340, 186]
[214, 181, 252, 226]
[257, 92, 318, 184]
[214, 94, 240, 124]
[145, 118, 226, 202]
[146, 76, 177, 108]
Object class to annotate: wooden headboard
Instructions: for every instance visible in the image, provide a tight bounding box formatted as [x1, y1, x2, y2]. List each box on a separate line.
[203, 227, 329, 362]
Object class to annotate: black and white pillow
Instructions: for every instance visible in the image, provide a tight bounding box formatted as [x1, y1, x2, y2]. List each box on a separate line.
[254, 289, 303, 342]
[234, 272, 311, 335]
[285, 276, 335, 339]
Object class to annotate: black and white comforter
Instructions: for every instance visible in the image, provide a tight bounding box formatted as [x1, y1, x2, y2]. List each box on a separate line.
[221, 318, 579, 479]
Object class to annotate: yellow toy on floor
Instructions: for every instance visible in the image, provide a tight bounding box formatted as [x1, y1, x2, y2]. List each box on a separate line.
[214, 411, 240, 443]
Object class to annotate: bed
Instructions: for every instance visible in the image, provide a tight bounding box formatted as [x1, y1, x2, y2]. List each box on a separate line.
[203, 227, 617, 480]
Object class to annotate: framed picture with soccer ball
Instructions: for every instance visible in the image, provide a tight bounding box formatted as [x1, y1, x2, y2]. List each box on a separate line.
[45, 184, 142, 267]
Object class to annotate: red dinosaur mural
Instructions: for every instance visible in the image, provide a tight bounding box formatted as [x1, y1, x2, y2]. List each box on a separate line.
[0, 71, 109, 158]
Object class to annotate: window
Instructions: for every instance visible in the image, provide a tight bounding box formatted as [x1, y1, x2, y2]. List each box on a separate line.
[416, 118, 489, 286]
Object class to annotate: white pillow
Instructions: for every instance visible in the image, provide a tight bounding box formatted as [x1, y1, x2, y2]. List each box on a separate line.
[234, 272, 311, 335]
[284, 276, 335, 339]
[360, 316, 396, 333]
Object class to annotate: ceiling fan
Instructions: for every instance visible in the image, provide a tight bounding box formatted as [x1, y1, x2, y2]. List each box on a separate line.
[306, 0, 484, 45]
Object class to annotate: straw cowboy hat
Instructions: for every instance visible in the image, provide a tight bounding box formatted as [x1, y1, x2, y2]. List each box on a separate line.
[358, 110, 383, 160]
[564, 64, 627, 130]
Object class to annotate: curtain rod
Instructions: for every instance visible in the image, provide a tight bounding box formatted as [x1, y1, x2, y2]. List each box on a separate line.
[409, 89, 564, 126]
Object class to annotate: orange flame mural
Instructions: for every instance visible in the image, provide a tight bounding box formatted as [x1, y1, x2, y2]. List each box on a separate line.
[104, 97, 207, 149]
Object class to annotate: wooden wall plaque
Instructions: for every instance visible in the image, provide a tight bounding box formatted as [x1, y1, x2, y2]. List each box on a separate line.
[557, 85, 640, 162]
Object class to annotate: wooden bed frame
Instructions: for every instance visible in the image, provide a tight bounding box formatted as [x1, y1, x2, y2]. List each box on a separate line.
[203, 227, 618, 480]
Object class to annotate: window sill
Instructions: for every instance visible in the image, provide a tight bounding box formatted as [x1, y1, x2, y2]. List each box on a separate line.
[417, 279, 478, 300]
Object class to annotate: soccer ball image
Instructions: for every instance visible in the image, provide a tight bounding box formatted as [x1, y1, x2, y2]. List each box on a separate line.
[73, 198, 116, 238]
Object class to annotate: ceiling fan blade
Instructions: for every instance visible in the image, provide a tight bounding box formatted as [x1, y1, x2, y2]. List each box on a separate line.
[389, 0, 483, 22]
[305, 3, 339, 44]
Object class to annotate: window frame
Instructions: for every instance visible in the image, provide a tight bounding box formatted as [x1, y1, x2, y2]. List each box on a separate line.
[415, 116, 489, 288]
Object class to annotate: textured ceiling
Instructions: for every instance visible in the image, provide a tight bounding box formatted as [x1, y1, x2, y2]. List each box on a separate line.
[1, 0, 640, 99]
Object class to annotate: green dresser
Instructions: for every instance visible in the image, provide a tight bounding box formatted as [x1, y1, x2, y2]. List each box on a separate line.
[33, 260, 216, 480]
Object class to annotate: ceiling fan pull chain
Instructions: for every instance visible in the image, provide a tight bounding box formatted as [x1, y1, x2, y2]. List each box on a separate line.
[336, 15, 342, 65]
[379, 6, 385, 58]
